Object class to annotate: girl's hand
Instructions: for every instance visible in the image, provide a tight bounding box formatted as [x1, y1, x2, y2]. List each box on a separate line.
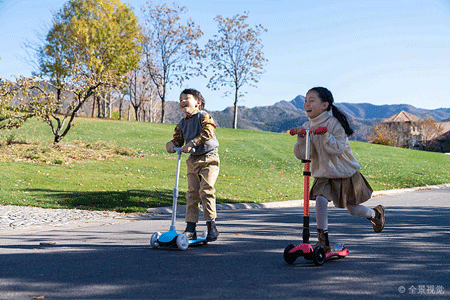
[313, 127, 328, 135]
[289, 127, 307, 137]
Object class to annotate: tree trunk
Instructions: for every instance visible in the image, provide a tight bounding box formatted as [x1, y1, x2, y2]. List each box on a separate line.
[97, 95, 101, 118]
[161, 100, 165, 123]
[160, 83, 166, 123]
[91, 95, 96, 118]
[233, 87, 239, 129]
[106, 93, 110, 118]
[134, 105, 139, 121]
[119, 98, 123, 120]
[149, 98, 154, 123]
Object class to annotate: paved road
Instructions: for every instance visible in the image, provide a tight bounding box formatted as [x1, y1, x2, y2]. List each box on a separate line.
[1, 185, 449, 299]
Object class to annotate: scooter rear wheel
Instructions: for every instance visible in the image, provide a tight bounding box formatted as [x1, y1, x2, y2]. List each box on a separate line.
[200, 231, 208, 245]
[284, 244, 297, 265]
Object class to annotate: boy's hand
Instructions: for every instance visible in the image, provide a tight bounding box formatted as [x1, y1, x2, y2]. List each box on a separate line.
[166, 142, 176, 153]
[182, 141, 194, 153]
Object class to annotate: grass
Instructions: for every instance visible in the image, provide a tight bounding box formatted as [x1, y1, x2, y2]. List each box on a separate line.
[0, 117, 449, 213]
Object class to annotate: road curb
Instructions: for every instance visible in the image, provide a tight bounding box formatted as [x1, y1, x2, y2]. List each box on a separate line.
[146, 183, 450, 215]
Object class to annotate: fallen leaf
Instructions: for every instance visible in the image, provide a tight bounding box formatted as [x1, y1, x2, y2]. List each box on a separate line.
[39, 242, 56, 246]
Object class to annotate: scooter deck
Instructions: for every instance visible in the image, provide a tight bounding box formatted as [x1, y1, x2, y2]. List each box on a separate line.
[155, 230, 208, 248]
[285, 242, 349, 264]
[188, 231, 208, 246]
[327, 242, 349, 258]
[289, 243, 348, 255]
[189, 237, 208, 245]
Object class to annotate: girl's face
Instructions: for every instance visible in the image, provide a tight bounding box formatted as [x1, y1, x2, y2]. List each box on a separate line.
[304, 90, 329, 119]
[179, 93, 201, 116]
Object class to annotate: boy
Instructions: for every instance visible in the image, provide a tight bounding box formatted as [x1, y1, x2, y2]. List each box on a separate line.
[165, 89, 220, 242]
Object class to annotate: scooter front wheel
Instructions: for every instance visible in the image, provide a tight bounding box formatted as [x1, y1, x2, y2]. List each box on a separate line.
[284, 244, 297, 265]
[176, 233, 189, 250]
[150, 232, 161, 248]
[313, 246, 326, 266]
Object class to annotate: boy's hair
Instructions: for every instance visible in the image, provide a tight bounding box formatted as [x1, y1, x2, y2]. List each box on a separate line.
[309, 87, 354, 136]
[180, 88, 205, 110]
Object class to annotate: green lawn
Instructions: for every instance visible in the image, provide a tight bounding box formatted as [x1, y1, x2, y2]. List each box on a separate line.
[1, 117, 449, 212]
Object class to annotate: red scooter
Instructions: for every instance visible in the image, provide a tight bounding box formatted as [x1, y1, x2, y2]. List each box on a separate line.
[284, 127, 349, 266]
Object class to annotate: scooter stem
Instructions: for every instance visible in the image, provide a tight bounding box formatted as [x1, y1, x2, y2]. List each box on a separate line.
[171, 148, 183, 231]
[302, 129, 311, 243]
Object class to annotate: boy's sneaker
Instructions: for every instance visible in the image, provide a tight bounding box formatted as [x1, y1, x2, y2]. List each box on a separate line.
[369, 205, 385, 233]
[206, 220, 219, 242]
[184, 222, 197, 240]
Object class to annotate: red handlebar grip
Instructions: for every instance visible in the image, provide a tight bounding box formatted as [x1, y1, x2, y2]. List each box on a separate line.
[313, 127, 328, 135]
[290, 129, 308, 136]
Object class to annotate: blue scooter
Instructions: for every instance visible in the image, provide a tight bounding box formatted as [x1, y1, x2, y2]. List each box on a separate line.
[150, 147, 207, 250]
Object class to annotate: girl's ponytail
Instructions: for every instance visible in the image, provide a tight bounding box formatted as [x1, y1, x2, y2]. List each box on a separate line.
[331, 104, 354, 136]
[309, 87, 354, 136]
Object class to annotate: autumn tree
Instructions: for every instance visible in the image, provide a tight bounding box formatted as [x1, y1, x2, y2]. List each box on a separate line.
[0, 56, 30, 130]
[110, 85, 128, 120]
[142, 88, 161, 123]
[417, 117, 443, 151]
[205, 12, 267, 129]
[35, 0, 142, 143]
[101, 86, 123, 119]
[369, 116, 444, 151]
[0, 77, 35, 130]
[130, 68, 160, 123]
[128, 67, 152, 121]
[141, 2, 203, 123]
[368, 123, 396, 146]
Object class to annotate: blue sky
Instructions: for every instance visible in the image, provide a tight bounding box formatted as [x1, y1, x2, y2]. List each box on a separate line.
[1, 0, 450, 111]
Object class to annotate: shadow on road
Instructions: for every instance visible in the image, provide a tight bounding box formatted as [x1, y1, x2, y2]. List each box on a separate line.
[1, 205, 449, 299]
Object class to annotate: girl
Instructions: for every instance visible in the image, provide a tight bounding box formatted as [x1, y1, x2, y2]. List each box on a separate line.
[292, 87, 385, 252]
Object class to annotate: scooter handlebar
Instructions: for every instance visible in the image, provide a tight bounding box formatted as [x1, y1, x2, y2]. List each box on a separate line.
[313, 127, 328, 135]
[289, 128, 307, 136]
[289, 127, 328, 136]
[173, 147, 196, 154]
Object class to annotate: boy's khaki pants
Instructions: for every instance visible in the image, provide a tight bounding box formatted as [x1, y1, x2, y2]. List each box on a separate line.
[185, 153, 220, 223]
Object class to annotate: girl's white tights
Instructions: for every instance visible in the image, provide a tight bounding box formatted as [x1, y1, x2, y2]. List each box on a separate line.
[315, 195, 375, 230]
[347, 204, 375, 218]
[315, 196, 328, 230]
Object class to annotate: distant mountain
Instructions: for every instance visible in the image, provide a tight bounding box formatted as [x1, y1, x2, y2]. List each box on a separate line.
[163, 95, 450, 142]
[210, 105, 307, 132]
[276, 96, 450, 121]
[274, 95, 306, 111]
[165, 100, 308, 133]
